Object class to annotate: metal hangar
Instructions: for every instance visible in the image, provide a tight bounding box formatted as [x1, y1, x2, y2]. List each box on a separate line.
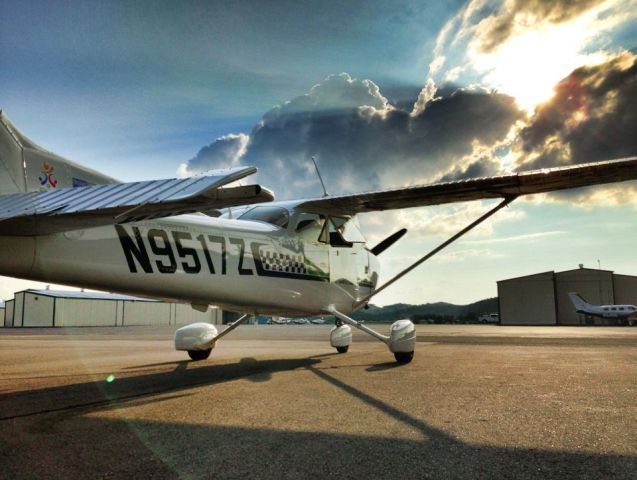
[498, 266, 637, 325]
[2, 289, 221, 328]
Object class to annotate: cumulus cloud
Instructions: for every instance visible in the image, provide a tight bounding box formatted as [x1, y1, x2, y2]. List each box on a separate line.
[429, 0, 636, 111]
[519, 51, 637, 167]
[178, 133, 249, 177]
[178, 0, 637, 231]
[473, 0, 603, 53]
[182, 73, 522, 201]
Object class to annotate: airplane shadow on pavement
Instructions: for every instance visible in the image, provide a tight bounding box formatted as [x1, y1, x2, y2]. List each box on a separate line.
[0, 354, 635, 480]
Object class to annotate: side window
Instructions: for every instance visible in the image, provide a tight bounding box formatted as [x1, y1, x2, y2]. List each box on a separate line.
[295, 213, 325, 243]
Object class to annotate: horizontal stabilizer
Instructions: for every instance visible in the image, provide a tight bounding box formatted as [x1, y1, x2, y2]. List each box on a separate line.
[297, 157, 637, 214]
[0, 166, 273, 235]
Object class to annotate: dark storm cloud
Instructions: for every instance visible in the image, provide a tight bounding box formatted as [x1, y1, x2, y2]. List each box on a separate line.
[182, 74, 522, 199]
[476, 0, 603, 53]
[519, 51, 637, 169]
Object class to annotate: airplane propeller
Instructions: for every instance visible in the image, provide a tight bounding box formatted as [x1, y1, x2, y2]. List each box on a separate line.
[370, 228, 407, 256]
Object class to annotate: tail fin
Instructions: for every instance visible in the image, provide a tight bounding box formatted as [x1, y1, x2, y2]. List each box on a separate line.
[0, 111, 27, 194]
[568, 292, 591, 311]
[0, 111, 118, 195]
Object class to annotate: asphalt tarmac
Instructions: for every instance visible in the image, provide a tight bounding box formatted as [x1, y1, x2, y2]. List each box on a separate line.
[0, 325, 635, 479]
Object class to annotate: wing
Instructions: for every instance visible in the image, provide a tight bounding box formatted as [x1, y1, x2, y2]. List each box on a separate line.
[297, 157, 637, 215]
[0, 166, 273, 235]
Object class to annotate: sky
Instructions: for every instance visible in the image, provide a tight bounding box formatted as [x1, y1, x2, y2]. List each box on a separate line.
[1, 0, 637, 306]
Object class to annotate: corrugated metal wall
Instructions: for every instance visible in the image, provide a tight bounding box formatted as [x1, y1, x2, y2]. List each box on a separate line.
[173, 304, 219, 325]
[22, 293, 55, 327]
[55, 298, 118, 327]
[4, 300, 14, 327]
[498, 272, 556, 325]
[555, 269, 614, 325]
[122, 301, 171, 326]
[613, 274, 637, 305]
[14, 292, 24, 327]
[2, 290, 221, 327]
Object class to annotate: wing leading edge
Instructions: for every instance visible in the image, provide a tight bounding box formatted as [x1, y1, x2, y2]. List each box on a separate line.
[0, 166, 273, 235]
[297, 157, 637, 215]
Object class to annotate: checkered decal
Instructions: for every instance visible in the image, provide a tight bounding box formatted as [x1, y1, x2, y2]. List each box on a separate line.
[260, 249, 307, 274]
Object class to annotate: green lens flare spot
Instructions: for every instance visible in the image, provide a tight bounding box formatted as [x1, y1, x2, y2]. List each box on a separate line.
[106, 374, 115, 383]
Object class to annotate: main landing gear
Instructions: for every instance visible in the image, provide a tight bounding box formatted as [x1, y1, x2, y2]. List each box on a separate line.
[174, 314, 250, 361]
[327, 306, 416, 363]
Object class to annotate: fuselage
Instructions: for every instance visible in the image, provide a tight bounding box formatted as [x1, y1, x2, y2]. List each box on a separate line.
[0, 208, 380, 317]
[575, 304, 637, 319]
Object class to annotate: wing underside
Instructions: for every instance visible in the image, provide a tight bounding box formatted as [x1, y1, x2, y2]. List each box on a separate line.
[0, 166, 273, 235]
[297, 157, 637, 215]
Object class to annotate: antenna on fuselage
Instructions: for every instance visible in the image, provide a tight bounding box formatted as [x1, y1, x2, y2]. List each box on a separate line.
[311, 156, 329, 197]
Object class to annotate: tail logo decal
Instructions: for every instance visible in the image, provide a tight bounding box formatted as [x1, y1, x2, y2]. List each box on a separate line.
[38, 161, 58, 188]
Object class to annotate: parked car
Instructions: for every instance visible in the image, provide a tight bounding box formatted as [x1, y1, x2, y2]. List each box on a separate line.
[478, 313, 500, 324]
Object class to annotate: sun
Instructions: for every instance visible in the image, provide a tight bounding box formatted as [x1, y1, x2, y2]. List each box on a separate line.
[471, 10, 608, 112]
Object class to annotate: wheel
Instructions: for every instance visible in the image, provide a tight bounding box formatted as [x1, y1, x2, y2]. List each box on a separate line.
[336, 346, 349, 353]
[394, 351, 414, 363]
[188, 349, 212, 361]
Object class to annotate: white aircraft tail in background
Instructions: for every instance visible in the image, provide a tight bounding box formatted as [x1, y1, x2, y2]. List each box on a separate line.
[568, 292, 637, 323]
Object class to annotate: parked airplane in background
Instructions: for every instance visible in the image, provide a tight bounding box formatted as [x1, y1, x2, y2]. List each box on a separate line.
[568, 292, 637, 325]
[2, 111, 637, 363]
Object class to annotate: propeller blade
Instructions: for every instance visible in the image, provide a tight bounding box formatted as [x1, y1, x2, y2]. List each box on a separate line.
[370, 228, 407, 256]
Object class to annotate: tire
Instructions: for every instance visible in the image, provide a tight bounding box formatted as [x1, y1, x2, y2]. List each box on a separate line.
[394, 351, 414, 363]
[188, 349, 212, 361]
[336, 346, 349, 354]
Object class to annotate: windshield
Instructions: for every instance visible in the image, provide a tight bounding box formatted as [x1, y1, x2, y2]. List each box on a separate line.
[238, 206, 290, 228]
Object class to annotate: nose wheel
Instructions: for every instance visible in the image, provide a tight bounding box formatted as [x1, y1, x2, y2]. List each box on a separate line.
[393, 351, 414, 363]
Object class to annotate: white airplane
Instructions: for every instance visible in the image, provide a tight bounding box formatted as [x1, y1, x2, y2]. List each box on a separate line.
[568, 292, 637, 324]
[2, 111, 637, 363]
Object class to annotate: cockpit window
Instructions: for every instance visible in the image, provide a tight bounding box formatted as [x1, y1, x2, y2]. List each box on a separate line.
[295, 213, 325, 242]
[318, 216, 366, 246]
[238, 206, 289, 228]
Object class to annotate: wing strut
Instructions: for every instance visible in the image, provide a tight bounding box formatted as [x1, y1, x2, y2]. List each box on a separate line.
[354, 195, 517, 310]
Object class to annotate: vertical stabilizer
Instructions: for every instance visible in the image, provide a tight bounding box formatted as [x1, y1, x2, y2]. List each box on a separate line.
[0, 111, 118, 195]
[0, 111, 27, 193]
[568, 292, 591, 311]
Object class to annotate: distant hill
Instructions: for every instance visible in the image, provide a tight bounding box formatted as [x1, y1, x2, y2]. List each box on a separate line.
[349, 297, 498, 323]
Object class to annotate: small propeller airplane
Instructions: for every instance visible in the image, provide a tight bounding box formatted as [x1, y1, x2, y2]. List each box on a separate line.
[1, 111, 637, 363]
[568, 292, 637, 325]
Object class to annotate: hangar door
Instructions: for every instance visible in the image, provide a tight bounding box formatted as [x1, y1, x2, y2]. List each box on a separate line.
[498, 272, 556, 325]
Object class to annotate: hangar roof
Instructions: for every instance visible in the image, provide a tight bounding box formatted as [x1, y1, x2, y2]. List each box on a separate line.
[21, 289, 156, 302]
[498, 267, 631, 284]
